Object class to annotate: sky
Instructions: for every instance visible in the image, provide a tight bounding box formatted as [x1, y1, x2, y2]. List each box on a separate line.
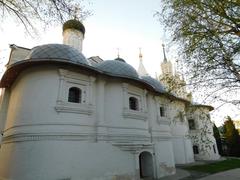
[1, 0, 169, 77]
[0, 0, 239, 126]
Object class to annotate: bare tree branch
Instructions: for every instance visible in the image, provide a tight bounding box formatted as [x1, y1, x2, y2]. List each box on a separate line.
[0, 0, 91, 35]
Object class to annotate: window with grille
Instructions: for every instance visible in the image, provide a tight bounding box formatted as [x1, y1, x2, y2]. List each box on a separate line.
[160, 106, 165, 117]
[193, 145, 199, 154]
[188, 119, 196, 130]
[129, 97, 139, 111]
[68, 87, 81, 103]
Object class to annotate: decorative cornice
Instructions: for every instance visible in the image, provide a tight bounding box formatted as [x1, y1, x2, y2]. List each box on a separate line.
[123, 109, 148, 120]
[112, 142, 153, 153]
[157, 116, 170, 125]
[3, 123, 153, 134]
[55, 102, 94, 115]
[1, 132, 160, 145]
[2, 133, 96, 144]
[152, 135, 172, 141]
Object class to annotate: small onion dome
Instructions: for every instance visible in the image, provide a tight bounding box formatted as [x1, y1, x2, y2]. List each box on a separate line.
[26, 44, 89, 65]
[114, 57, 126, 62]
[63, 19, 85, 35]
[95, 60, 139, 79]
[141, 75, 166, 93]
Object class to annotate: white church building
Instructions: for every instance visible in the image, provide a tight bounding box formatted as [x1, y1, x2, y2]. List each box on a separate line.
[0, 19, 220, 180]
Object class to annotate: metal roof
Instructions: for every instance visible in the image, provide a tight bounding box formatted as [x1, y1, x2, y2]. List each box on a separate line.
[26, 44, 89, 65]
[94, 60, 139, 79]
[0, 43, 195, 106]
[141, 76, 166, 93]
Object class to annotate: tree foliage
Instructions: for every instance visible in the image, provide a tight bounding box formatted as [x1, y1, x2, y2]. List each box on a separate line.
[160, 75, 185, 93]
[157, 0, 240, 105]
[0, 0, 90, 34]
[223, 116, 240, 156]
[187, 108, 215, 155]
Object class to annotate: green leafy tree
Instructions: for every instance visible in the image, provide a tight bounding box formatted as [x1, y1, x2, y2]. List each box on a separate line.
[157, 0, 240, 106]
[0, 0, 90, 34]
[213, 123, 223, 155]
[223, 116, 240, 156]
[160, 75, 186, 93]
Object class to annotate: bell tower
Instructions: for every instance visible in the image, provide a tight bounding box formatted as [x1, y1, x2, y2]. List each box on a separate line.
[160, 44, 173, 76]
[137, 48, 148, 76]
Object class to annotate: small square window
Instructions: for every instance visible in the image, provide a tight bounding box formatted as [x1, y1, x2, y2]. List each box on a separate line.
[68, 87, 81, 103]
[160, 106, 165, 117]
[188, 119, 196, 130]
[129, 97, 139, 111]
[193, 145, 199, 154]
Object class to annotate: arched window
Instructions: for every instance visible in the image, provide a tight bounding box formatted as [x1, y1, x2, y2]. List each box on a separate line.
[193, 145, 199, 154]
[129, 97, 139, 110]
[68, 87, 81, 103]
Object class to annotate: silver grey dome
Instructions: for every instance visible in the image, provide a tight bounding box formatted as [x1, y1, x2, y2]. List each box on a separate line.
[141, 76, 166, 93]
[95, 60, 139, 78]
[114, 57, 126, 62]
[26, 44, 89, 65]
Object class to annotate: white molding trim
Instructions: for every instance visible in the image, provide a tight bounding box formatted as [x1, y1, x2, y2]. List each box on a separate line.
[2, 133, 157, 144]
[157, 118, 170, 125]
[2, 133, 96, 143]
[55, 103, 94, 115]
[123, 109, 148, 120]
[112, 142, 153, 153]
[3, 123, 153, 133]
[56, 68, 95, 115]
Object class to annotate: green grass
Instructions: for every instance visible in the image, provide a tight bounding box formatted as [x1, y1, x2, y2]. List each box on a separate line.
[183, 158, 240, 174]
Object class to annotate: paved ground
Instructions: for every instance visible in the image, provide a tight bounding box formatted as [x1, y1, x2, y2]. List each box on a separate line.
[158, 168, 190, 180]
[198, 168, 240, 180]
[158, 167, 240, 180]
[148, 157, 240, 180]
[158, 168, 208, 180]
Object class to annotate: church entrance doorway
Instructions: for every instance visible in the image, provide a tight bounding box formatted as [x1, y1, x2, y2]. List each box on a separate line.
[139, 151, 154, 178]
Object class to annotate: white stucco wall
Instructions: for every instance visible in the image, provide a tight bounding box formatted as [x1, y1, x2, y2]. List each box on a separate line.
[0, 66, 137, 180]
[154, 141, 175, 177]
[146, 93, 175, 178]
[187, 107, 220, 160]
[172, 137, 194, 164]
[4, 67, 96, 136]
[0, 141, 136, 180]
[167, 100, 195, 164]
[0, 66, 177, 179]
[105, 82, 150, 141]
[147, 94, 172, 139]
[0, 88, 10, 143]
